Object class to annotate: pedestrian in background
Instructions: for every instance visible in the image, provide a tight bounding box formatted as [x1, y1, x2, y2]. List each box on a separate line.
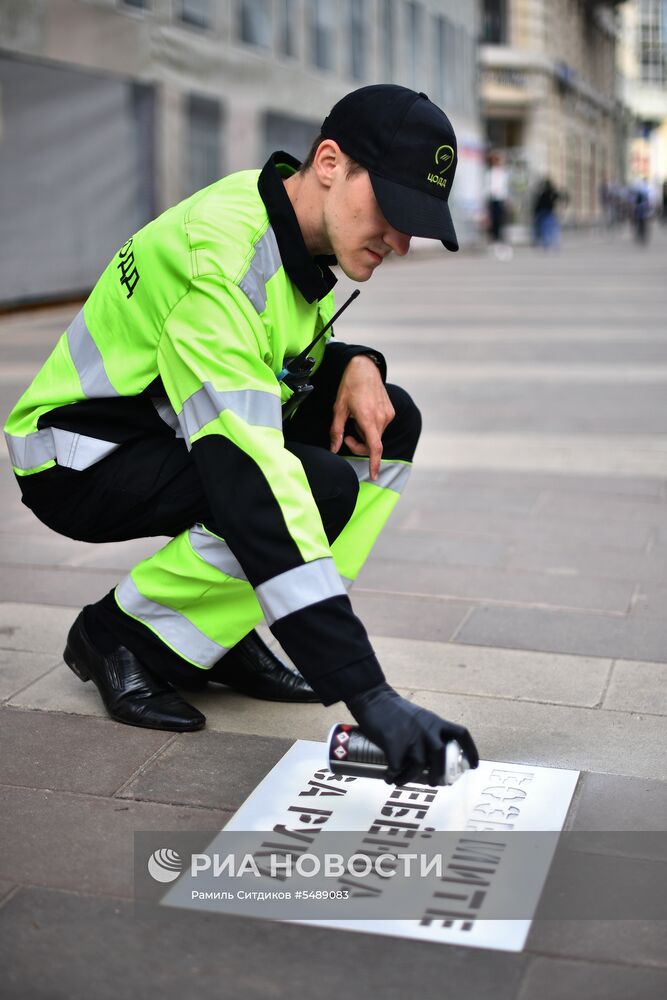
[485, 151, 512, 260]
[632, 177, 653, 245]
[532, 177, 567, 250]
[599, 176, 613, 230]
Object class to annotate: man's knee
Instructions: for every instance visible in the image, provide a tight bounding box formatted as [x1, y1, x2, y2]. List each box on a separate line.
[286, 442, 359, 544]
[326, 456, 360, 542]
[384, 384, 422, 462]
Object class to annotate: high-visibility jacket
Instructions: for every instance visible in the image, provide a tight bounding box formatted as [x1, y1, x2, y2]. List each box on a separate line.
[4, 154, 408, 703]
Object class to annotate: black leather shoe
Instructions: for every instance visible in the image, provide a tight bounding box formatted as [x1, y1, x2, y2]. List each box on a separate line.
[208, 630, 319, 703]
[63, 612, 206, 732]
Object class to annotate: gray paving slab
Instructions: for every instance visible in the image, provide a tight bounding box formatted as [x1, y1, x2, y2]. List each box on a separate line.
[0, 506, 46, 535]
[602, 660, 667, 715]
[400, 362, 667, 384]
[183, 686, 362, 741]
[526, 921, 667, 970]
[568, 771, 667, 832]
[117, 731, 293, 810]
[406, 691, 667, 780]
[0, 647, 60, 701]
[0, 602, 76, 653]
[551, 770, 667, 875]
[372, 636, 611, 707]
[349, 589, 473, 642]
[0, 786, 233, 896]
[413, 429, 667, 477]
[455, 604, 667, 664]
[384, 309, 667, 327]
[0, 880, 16, 907]
[398, 505, 653, 550]
[516, 955, 667, 1000]
[411, 382, 667, 434]
[408, 469, 666, 499]
[0, 528, 164, 572]
[383, 329, 667, 351]
[632, 581, 667, 619]
[0, 530, 96, 568]
[0, 707, 173, 796]
[372, 529, 511, 570]
[400, 481, 542, 515]
[63, 535, 168, 570]
[508, 540, 667, 585]
[647, 539, 667, 561]
[0, 887, 529, 1000]
[0, 304, 76, 335]
[7, 660, 108, 717]
[0, 474, 32, 509]
[536, 849, 666, 924]
[0, 565, 121, 607]
[357, 558, 635, 613]
[536, 491, 667, 525]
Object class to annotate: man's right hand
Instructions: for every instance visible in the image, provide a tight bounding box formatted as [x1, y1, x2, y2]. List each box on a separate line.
[345, 682, 479, 786]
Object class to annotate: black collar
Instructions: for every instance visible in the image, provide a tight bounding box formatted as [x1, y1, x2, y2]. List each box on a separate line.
[257, 151, 337, 304]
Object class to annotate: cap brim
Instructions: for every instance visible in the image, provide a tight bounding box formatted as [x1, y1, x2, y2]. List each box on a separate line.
[369, 172, 459, 252]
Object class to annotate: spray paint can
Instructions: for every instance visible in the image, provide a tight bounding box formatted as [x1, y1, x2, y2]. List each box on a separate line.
[327, 723, 469, 786]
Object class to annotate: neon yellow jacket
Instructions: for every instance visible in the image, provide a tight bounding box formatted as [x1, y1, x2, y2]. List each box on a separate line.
[4, 154, 385, 700]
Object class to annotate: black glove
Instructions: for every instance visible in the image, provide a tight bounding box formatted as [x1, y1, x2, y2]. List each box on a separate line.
[346, 682, 479, 786]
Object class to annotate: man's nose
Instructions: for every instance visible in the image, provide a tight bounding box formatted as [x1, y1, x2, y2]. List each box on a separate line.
[384, 228, 412, 256]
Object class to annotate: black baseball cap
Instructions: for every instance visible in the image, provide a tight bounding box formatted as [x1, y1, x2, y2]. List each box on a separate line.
[321, 84, 459, 252]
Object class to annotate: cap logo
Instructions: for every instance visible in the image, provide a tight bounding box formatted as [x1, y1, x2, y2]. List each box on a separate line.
[435, 145, 455, 174]
[427, 144, 455, 191]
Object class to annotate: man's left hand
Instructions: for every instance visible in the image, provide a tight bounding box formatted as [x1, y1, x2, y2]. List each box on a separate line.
[329, 355, 395, 481]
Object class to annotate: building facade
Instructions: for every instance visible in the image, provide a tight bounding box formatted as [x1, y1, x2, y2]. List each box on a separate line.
[0, 0, 483, 306]
[618, 0, 667, 187]
[479, 0, 627, 228]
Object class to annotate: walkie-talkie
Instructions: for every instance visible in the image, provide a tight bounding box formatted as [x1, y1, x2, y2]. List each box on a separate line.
[278, 290, 360, 421]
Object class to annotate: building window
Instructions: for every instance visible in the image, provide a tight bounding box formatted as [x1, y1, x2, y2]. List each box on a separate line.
[187, 95, 222, 195]
[349, 0, 367, 80]
[238, 0, 272, 49]
[482, 0, 508, 45]
[179, 0, 211, 28]
[639, 0, 667, 86]
[264, 111, 321, 162]
[278, 0, 299, 58]
[405, 1, 423, 90]
[380, 0, 394, 80]
[309, 0, 337, 72]
[486, 119, 512, 150]
[121, 0, 149, 9]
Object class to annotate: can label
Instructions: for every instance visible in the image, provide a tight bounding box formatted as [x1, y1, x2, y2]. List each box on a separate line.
[327, 724, 469, 786]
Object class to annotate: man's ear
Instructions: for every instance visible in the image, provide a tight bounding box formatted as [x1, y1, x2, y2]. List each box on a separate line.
[312, 139, 342, 189]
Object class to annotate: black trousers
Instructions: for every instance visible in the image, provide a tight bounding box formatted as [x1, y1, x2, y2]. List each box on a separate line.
[489, 198, 505, 242]
[19, 381, 421, 685]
